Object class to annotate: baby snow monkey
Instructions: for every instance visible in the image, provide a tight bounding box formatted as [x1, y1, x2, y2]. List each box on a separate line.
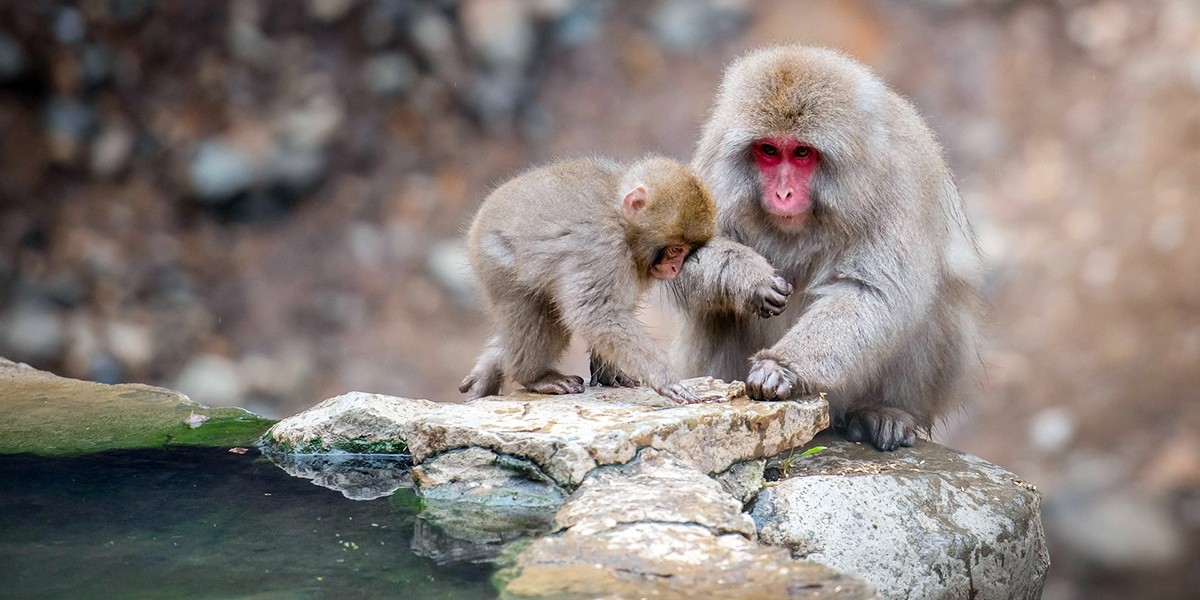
[459, 156, 716, 403]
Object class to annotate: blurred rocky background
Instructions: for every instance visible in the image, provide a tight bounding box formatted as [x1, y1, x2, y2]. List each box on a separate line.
[0, 0, 1197, 597]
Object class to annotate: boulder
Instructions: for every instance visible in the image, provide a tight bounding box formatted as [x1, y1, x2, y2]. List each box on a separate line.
[494, 446, 875, 599]
[752, 433, 1049, 600]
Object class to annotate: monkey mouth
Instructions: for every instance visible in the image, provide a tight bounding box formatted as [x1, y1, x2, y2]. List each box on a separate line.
[763, 204, 810, 229]
[772, 213, 807, 228]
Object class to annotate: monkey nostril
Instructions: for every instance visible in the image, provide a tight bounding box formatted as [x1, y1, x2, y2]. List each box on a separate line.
[776, 189, 792, 201]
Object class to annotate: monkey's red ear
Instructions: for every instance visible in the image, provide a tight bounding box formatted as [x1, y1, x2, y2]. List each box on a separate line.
[622, 185, 648, 219]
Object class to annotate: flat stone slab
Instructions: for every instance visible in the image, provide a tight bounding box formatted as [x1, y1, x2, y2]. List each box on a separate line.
[264, 377, 828, 487]
[554, 448, 756, 538]
[0, 357, 273, 455]
[753, 433, 1049, 600]
[497, 522, 876, 600]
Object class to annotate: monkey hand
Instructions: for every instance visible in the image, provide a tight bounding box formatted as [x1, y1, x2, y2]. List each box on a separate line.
[750, 274, 793, 318]
[746, 353, 803, 401]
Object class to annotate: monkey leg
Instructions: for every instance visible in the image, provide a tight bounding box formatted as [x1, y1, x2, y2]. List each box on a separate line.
[459, 335, 505, 399]
[843, 406, 918, 451]
[588, 348, 639, 388]
[494, 296, 582, 394]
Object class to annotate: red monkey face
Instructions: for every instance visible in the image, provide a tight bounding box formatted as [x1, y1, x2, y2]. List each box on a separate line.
[650, 243, 691, 280]
[752, 137, 819, 229]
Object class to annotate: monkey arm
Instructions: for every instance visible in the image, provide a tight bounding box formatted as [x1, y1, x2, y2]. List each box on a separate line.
[666, 236, 792, 318]
[758, 249, 938, 398]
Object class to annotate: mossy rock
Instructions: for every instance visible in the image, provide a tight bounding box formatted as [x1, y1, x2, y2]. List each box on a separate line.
[0, 358, 275, 455]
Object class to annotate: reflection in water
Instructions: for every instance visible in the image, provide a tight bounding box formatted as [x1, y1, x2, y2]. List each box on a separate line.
[0, 447, 495, 600]
[266, 452, 415, 500]
[263, 449, 556, 565]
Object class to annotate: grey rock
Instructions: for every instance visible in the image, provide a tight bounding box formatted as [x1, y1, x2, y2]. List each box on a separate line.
[425, 239, 477, 307]
[554, 448, 756, 538]
[753, 433, 1049, 600]
[306, 0, 356, 22]
[268, 142, 326, 193]
[189, 138, 257, 201]
[412, 447, 560, 563]
[361, 0, 412, 47]
[86, 352, 125, 385]
[650, 0, 748, 52]
[0, 33, 26, 81]
[362, 52, 417, 97]
[499, 522, 876, 600]
[172, 354, 246, 407]
[408, 8, 461, 81]
[0, 302, 65, 364]
[1044, 486, 1184, 571]
[414, 446, 567, 510]
[53, 7, 87, 45]
[1028, 406, 1076, 453]
[43, 97, 97, 163]
[461, 0, 534, 70]
[107, 0, 155, 22]
[714, 458, 766, 504]
[80, 43, 115, 88]
[550, 1, 606, 47]
[90, 125, 136, 178]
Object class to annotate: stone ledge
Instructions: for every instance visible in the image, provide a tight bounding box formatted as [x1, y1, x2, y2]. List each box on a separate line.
[263, 377, 829, 488]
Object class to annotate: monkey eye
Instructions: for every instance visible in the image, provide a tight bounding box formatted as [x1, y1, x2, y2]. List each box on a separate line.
[759, 143, 779, 157]
[794, 146, 811, 158]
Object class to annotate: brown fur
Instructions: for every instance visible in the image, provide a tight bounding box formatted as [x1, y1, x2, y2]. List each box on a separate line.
[459, 156, 716, 403]
[670, 45, 982, 450]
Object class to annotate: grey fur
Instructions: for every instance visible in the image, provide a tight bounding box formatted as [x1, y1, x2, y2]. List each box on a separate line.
[460, 157, 715, 403]
[670, 45, 982, 450]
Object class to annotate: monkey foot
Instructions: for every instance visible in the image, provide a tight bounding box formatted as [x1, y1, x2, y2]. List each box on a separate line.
[525, 372, 586, 395]
[590, 364, 639, 388]
[459, 369, 503, 400]
[844, 407, 918, 451]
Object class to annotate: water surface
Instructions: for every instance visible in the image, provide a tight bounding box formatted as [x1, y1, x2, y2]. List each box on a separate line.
[0, 447, 496, 599]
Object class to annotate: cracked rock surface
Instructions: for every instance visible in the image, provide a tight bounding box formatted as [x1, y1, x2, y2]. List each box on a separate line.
[499, 522, 875, 600]
[754, 432, 1049, 600]
[264, 377, 828, 487]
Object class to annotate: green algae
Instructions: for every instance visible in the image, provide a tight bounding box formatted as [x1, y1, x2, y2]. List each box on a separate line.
[0, 359, 275, 456]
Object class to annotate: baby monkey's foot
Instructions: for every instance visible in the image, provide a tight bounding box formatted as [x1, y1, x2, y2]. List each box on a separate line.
[525, 371, 585, 395]
[655, 382, 701, 404]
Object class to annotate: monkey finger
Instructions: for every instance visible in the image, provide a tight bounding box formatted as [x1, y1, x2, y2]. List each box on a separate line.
[762, 371, 782, 399]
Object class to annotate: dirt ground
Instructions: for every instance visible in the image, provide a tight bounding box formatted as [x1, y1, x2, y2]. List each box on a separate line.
[2, 1, 1198, 597]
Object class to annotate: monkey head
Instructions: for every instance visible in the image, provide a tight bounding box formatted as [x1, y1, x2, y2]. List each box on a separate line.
[699, 45, 888, 234]
[619, 157, 716, 281]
